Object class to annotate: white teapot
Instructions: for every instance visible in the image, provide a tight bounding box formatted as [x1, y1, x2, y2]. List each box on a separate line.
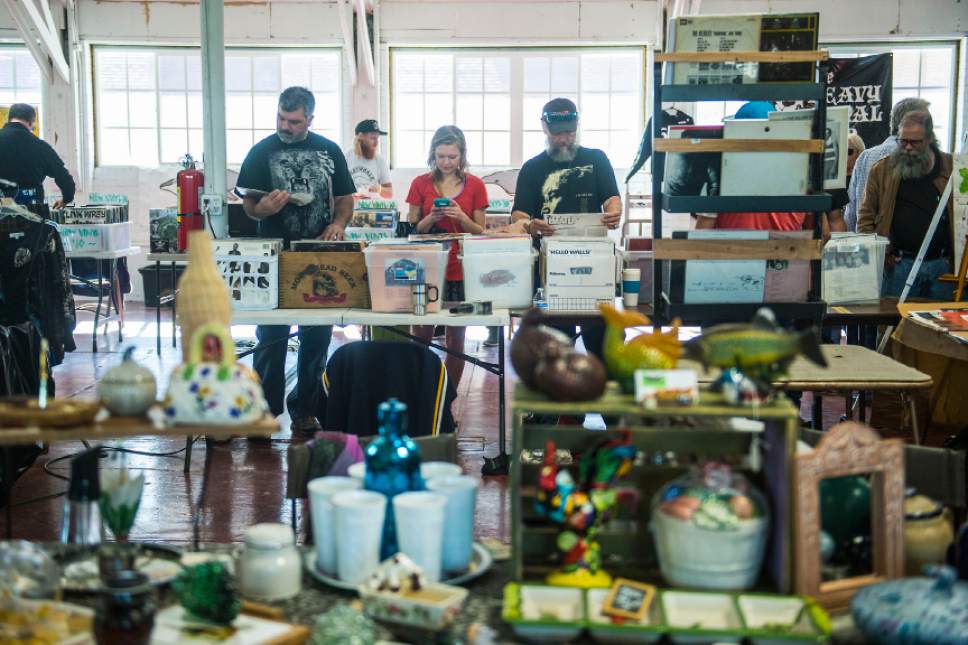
[163, 322, 266, 425]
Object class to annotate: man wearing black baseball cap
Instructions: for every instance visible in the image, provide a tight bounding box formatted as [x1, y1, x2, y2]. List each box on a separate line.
[345, 119, 392, 197]
[511, 98, 621, 236]
[510, 97, 622, 361]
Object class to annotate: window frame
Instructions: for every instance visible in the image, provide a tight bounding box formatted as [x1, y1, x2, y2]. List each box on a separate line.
[822, 40, 961, 152]
[90, 44, 344, 168]
[0, 45, 45, 129]
[387, 45, 648, 170]
[688, 39, 961, 152]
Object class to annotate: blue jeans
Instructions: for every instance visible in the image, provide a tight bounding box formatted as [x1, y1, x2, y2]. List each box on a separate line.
[254, 324, 333, 418]
[881, 257, 955, 300]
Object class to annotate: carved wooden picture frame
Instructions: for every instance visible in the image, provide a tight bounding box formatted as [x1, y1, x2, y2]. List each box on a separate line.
[793, 421, 905, 615]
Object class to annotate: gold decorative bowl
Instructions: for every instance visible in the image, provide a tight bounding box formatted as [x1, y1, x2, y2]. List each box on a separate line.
[0, 396, 101, 428]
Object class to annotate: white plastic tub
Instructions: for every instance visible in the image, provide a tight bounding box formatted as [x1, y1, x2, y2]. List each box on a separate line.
[651, 510, 768, 590]
[363, 243, 447, 312]
[461, 251, 535, 308]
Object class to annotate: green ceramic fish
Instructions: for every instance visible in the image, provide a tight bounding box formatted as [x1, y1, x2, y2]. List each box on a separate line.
[684, 309, 827, 380]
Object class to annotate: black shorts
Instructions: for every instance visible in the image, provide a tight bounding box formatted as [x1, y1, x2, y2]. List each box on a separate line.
[444, 280, 464, 304]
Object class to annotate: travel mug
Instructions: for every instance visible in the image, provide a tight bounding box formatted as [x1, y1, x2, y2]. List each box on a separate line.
[411, 283, 440, 316]
[622, 268, 641, 307]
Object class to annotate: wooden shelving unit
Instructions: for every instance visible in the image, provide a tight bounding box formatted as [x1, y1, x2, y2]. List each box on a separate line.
[509, 383, 799, 592]
[650, 50, 832, 326]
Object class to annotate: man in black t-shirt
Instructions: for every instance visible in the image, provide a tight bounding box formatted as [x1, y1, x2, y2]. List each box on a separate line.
[236, 86, 355, 435]
[511, 98, 622, 360]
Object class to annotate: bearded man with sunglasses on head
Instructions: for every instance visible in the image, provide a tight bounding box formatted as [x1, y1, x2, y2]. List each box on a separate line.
[858, 110, 956, 300]
[511, 98, 622, 361]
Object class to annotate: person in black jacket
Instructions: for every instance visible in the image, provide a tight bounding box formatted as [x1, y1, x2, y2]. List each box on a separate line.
[0, 104, 75, 207]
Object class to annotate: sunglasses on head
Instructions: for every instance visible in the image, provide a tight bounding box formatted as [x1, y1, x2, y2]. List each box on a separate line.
[543, 110, 578, 123]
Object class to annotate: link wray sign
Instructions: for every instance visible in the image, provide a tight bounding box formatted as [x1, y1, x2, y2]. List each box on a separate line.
[826, 53, 893, 149]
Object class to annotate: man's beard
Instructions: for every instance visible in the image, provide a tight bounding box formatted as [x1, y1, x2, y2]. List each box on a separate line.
[546, 136, 579, 162]
[277, 129, 309, 144]
[359, 140, 377, 160]
[890, 146, 933, 180]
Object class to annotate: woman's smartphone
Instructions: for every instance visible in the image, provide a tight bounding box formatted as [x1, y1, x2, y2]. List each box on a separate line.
[433, 198, 451, 208]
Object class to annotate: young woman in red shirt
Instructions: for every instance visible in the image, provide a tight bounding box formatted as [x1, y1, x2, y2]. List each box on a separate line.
[406, 125, 489, 387]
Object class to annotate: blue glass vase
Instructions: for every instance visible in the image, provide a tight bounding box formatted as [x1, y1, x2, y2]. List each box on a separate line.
[363, 399, 424, 559]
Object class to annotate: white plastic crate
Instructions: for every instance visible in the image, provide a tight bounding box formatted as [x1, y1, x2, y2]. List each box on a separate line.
[59, 222, 131, 253]
[461, 236, 535, 308]
[215, 254, 279, 310]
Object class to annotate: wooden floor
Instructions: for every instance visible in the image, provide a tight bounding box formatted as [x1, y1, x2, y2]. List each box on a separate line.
[2, 303, 887, 544]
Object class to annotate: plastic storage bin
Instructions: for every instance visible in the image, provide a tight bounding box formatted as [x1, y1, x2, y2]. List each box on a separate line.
[461, 236, 535, 308]
[363, 242, 447, 312]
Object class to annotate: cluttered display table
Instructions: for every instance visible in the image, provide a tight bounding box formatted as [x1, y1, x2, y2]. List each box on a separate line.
[2, 541, 884, 644]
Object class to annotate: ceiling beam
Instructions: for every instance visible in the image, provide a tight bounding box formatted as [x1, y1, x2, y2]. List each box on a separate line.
[0, 0, 70, 83]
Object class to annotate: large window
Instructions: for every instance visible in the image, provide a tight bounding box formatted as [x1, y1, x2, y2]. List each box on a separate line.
[693, 42, 959, 151]
[0, 48, 43, 122]
[391, 48, 644, 169]
[94, 47, 341, 167]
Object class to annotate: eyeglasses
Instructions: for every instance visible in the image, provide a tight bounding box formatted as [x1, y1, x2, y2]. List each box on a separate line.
[898, 138, 925, 148]
[543, 110, 578, 123]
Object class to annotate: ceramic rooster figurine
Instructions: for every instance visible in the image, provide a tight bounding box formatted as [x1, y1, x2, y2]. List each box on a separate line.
[597, 303, 682, 392]
[534, 434, 635, 589]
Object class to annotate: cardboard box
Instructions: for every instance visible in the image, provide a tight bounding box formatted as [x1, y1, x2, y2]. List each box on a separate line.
[60, 222, 131, 253]
[212, 238, 283, 257]
[541, 238, 617, 310]
[279, 251, 370, 309]
[149, 208, 178, 253]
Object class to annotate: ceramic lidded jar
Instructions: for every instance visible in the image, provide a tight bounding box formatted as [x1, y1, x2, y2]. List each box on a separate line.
[176, 231, 230, 361]
[852, 566, 968, 645]
[237, 523, 301, 602]
[904, 489, 954, 576]
[98, 347, 157, 416]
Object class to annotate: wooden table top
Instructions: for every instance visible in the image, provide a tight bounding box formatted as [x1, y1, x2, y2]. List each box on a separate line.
[0, 408, 278, 446]
[682, 344, 933, 391]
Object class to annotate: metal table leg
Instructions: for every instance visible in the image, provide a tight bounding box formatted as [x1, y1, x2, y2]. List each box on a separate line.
[92, 261, 103, 353]
[3, 448, 13, 539]
[184, 436, 194, 473]
[482, 326, 510, 476]
[171, 262, 177, 349]
[192, 437, 214, 551]
[113, 260, 123, 342]
[155, 260, 161, 355]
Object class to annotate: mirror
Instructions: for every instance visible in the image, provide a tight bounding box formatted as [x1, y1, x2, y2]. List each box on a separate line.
[793, 422, 905, 614]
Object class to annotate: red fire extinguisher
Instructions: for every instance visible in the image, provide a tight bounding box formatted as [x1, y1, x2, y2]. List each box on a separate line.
[176, 154, 205, 252]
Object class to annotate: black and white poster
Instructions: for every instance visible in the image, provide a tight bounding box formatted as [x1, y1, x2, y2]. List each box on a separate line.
[826, 54, 893, 149]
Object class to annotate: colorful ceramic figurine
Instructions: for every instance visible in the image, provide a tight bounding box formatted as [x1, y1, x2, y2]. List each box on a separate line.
[598, 303, 681, 392]
[163, 323, 266, 425]
[685, 308, 827, 400]
[534, 434, 635, 588]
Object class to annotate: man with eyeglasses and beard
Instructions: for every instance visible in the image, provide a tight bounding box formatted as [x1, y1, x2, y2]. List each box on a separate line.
[511, 97, 621, 361]
[858, 110, 956, 300]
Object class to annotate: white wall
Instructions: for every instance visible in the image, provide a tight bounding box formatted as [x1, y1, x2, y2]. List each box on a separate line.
[5, 0, 964, 300]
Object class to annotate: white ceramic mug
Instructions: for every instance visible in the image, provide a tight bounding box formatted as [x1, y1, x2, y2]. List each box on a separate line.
[307, 476, 361, 575]
[420, 461, 462, 481]
[393, 491, 447, 582]
[332, 490, 387, 584]
[426, 475, 479, 573]
[348, 461, 461, 483]
[348, 461, 366, 481]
